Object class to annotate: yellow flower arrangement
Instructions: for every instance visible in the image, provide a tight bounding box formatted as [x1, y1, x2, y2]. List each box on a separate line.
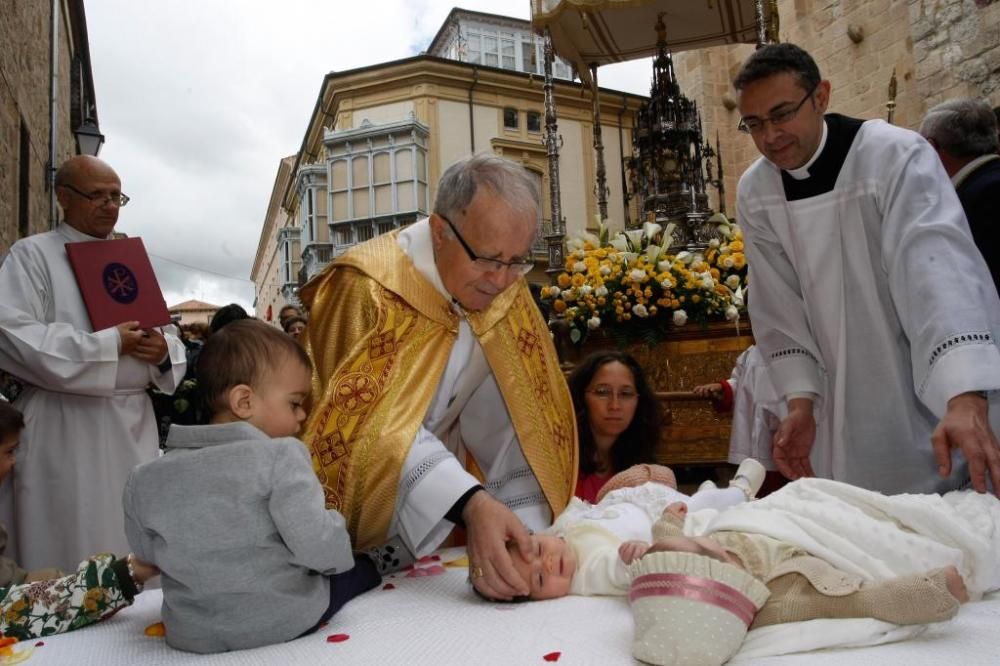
[539, 215, 748, 343]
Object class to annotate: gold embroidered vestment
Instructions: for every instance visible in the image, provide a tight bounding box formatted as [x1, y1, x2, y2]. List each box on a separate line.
[300, 231, 578, 550]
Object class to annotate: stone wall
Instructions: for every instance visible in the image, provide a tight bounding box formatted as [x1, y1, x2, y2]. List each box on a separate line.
[0, 1, 86, 255]
[672, 0, 1000, 217]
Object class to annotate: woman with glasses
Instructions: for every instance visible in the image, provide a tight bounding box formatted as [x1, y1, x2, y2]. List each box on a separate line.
[567, 351, 662, 502]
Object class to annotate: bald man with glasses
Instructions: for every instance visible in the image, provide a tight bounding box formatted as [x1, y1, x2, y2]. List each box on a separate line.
[299, 153, 576, 601]
[733, 43, 1000, 498]
[0, 155, 186, 571]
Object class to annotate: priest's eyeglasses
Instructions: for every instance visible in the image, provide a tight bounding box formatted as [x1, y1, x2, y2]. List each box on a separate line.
[737, 84, 818, 134]
[438, 213, 534, 275]
[60, 183, 131, 207]
[586, 387, 638, 402]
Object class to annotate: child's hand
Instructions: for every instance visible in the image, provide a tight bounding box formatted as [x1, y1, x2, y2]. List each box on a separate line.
[692, 382, 723, 398]
[128, 554, 160, 586]
[618, 540, 651, 564]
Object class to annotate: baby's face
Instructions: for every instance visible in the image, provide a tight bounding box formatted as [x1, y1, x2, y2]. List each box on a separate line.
[508, 534, 577, 600]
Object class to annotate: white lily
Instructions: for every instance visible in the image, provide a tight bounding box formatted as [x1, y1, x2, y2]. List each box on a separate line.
[725, 305, 739, 321]
[566, 237, 585, 252]
[642, 221, 663, 241]
[632, 304, 649, 318]
[676, 251, 694, 265]
[673, 309, 688, 326]
[620, 251, 639, 265]
[624, 229, 645, 250]
[644, 244, 662, 263]
[609, 236, 629, 253]
[587, 316, 602, 330]
[732, 285, 745, 307]
[700, 276, 715, 289]
[662, 222, 677, 247]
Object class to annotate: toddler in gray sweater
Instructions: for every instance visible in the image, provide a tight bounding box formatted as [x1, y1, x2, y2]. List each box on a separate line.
[123, 320, 379, 653]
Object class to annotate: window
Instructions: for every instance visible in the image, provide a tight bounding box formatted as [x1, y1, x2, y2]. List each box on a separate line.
[521, 41, 538, 74]
[527, 111, 542, 133]
[503, 107, 519, 130]
[500, 32, 516, 70]
[467, 34, 482, 64]
[482, 35, 498, 67]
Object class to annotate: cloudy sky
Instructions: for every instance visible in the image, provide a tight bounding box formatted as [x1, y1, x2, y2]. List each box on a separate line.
[86, 1, 655, 312]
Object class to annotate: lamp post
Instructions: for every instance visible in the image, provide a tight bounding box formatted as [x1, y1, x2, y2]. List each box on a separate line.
[74, 118, 105, 156]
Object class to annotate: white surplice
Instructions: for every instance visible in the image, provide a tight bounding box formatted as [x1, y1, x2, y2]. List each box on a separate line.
[0, 223, 186, 571]
[386, 220, 550, 561]
[738, 116, 1000, 494]
[726, 345, 784, 471]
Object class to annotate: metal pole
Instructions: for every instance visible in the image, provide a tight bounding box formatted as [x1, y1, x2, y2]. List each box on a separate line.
[590, 64, 609, 222]
[48, 0, 60, 228]
[543, 28, 565, 277]
[754, 0, 767, 47]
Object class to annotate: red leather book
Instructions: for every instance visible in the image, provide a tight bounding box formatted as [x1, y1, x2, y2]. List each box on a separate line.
[65, 237, 171, 330]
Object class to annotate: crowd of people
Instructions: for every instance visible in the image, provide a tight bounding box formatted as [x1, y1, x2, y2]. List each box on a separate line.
[0, 42, 997, 663]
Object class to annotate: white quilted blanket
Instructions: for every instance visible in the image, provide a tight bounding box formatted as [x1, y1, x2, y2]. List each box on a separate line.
[689, 479, 1000, 660]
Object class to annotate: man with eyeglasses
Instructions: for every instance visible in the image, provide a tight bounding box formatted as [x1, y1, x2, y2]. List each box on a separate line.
[734, 43, 1000, 497]
[299, 153, 576, 600]
[0, 155, 186, 571]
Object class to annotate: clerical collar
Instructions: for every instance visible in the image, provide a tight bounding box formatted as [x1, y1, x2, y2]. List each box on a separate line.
[785, 121, 828, 181]
[780, 114, 865, 202]
[57, 222, 111, 242]
[951, 154, 1000, 189]
[398, 218, 465, 315]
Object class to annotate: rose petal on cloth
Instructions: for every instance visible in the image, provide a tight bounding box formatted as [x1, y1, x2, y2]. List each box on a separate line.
[405, 564, 447, 577]
[543, 651, 562, 661]
[326, 634, 350, 643]
[382, 583, 396, 590]
[144, 622, 166, 637]
[34, 642, 44, 647]
[416, 554, 441, 563]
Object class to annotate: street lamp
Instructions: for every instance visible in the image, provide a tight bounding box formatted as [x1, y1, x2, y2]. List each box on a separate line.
[74, 118, 105, 156]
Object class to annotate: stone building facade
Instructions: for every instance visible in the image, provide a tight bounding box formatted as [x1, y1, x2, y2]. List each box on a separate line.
[252, 10, 646, 317]
[0, 0, 99, 255]
[251, 155, 298, 326]
[672, 0, 1000, 215]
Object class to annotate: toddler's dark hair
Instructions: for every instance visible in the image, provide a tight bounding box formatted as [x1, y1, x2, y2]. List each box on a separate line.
[197, 319, 312, 415]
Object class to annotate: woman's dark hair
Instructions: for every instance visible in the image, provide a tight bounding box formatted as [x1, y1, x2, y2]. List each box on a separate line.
[567, 351, 661, 475]
[0, 402, 25, 441]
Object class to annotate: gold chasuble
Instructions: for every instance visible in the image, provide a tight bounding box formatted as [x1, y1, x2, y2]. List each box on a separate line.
[299, 231, 577, 551]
